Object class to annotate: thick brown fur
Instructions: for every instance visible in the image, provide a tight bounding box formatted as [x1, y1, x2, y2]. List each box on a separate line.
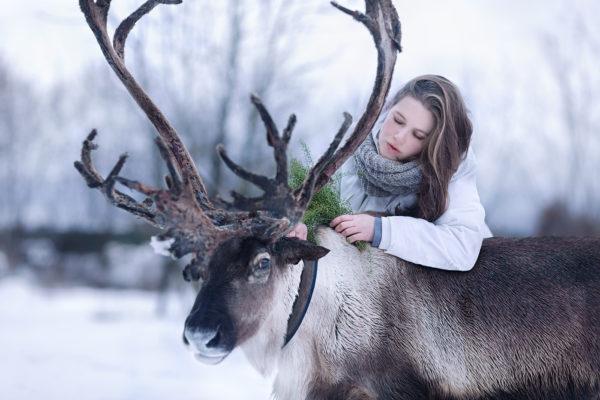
[299, 233, 600, 399]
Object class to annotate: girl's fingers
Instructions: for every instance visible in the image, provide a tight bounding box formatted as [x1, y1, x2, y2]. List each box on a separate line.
[339, 226, 359, 237]
[334, 221, 353, 233]
[330, 215, 352, 227]
[347, 232, 367, 243]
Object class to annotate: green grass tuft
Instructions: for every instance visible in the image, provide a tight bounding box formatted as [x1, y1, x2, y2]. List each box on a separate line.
[289, 143, 369, 251]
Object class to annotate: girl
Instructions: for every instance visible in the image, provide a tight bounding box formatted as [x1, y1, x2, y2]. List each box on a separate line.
[288, 75, 492, 271]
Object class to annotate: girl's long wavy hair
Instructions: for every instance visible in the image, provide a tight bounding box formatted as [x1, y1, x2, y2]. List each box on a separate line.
[382, 75, 472, 221]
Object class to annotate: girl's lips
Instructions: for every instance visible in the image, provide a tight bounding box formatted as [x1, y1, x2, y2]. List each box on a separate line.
[387, 142, 400, 153]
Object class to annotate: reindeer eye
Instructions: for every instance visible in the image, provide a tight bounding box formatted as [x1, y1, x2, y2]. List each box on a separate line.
[258, 257, 271, 270]
[248, 253, 272, 284]
[251, 252, 271, 271]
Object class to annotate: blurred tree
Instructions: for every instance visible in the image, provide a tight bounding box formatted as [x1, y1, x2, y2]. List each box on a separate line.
[0, 56, 40, 229]
[537, 0, 600, 234]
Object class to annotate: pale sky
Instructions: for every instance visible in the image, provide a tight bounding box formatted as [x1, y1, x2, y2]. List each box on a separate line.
[0, 0, 558, 90]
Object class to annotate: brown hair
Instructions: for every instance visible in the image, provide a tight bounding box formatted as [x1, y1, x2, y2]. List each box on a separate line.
[384, 75, 472, 221]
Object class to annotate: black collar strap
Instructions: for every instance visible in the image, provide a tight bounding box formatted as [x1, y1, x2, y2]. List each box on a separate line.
[282, 258, 318, 348]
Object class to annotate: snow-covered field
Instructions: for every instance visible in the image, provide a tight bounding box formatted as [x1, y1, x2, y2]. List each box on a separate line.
[0, 276, 272, 400]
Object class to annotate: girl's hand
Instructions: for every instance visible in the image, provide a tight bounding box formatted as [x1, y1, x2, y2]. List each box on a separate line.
[286, 223, 308, 241]
[330, 214, 375, 243]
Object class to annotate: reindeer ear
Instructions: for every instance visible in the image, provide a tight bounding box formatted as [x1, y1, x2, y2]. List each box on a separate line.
[271, 237, 330, 266]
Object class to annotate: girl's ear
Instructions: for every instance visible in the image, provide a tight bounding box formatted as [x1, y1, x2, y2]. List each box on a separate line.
[270, 237, 329, 266]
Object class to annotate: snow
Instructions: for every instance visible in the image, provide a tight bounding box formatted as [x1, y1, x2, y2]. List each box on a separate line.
[0, 277, 273, 400]
[104, 242, 167, 289]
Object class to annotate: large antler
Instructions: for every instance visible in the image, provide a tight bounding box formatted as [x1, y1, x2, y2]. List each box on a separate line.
[75, 0, 401, 280]
[308, 1, 401, 194]
[75, 0, 288, 277]
[77, 0, 211, 209]
[215, 0, 401, 223]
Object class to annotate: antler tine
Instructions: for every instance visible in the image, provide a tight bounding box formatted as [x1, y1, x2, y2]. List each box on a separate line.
[250, 94, 279, 147]
[302, 0, 401, 196]
[294, 112, 353, 209]
[74, 130, 159, 224]
[154, 137, 183, 196]
[216, 95, 299, 224]
[250, 95, 295, 184]
[278, 114, 297, 181]
[114, 0, 182, 60]
[281, 114, 296, 145]
[95, 0, 111, 20]
[79, 0, 212, 210]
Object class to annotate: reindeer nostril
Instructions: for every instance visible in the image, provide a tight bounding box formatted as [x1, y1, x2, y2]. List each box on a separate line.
[184, 322, 231, 353]
[182, 331, 189, 345]
[206, 328, 221, 348]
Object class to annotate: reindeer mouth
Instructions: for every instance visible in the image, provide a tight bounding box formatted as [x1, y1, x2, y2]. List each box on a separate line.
[193, 351, 229, 365]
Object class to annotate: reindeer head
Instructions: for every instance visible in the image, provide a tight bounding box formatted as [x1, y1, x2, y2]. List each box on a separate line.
[75, 0, 401, 363]
[181, 236, 327, 363]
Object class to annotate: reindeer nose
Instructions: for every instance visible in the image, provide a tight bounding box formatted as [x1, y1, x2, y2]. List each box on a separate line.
[183, 307, 236, 364]
[184, 326, 222, 349]
[184, 290, 236, 363]
[184, 324, 232, 365]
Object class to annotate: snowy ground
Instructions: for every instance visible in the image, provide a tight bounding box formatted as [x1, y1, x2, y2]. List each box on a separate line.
[0, 276, 273, 400]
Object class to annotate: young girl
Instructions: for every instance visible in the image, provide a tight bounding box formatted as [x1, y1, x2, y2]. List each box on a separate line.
[288, 75, 492, 271]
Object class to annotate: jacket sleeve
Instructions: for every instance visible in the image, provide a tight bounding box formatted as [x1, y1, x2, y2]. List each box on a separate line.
[377, 153, 490, 271]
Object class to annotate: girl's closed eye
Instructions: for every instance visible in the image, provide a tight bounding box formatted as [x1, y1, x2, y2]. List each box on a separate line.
[413, 131, 426, 140]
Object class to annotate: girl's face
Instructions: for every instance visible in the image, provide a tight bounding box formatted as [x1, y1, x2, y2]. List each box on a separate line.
[377, 95, 434, 161]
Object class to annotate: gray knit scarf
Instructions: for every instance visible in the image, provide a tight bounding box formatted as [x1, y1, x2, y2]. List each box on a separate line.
[353, 131, 422, 197]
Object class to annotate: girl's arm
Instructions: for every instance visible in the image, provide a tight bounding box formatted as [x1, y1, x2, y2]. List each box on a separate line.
[375, 156, 492, 271]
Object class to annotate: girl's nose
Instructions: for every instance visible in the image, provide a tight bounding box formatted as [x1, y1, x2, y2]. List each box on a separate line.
[393, 127, 408, 143]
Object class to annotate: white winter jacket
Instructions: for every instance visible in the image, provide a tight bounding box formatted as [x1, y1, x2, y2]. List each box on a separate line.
[340, 133, 493, 272]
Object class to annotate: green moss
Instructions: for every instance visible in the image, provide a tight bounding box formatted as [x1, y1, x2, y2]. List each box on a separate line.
[289, 143, 368, 251]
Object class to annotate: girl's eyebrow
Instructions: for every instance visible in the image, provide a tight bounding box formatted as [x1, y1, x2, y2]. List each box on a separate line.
[394, 111, 429, 135]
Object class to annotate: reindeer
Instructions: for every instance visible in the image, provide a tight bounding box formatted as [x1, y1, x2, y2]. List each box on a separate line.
[75, 0, 600, 399]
